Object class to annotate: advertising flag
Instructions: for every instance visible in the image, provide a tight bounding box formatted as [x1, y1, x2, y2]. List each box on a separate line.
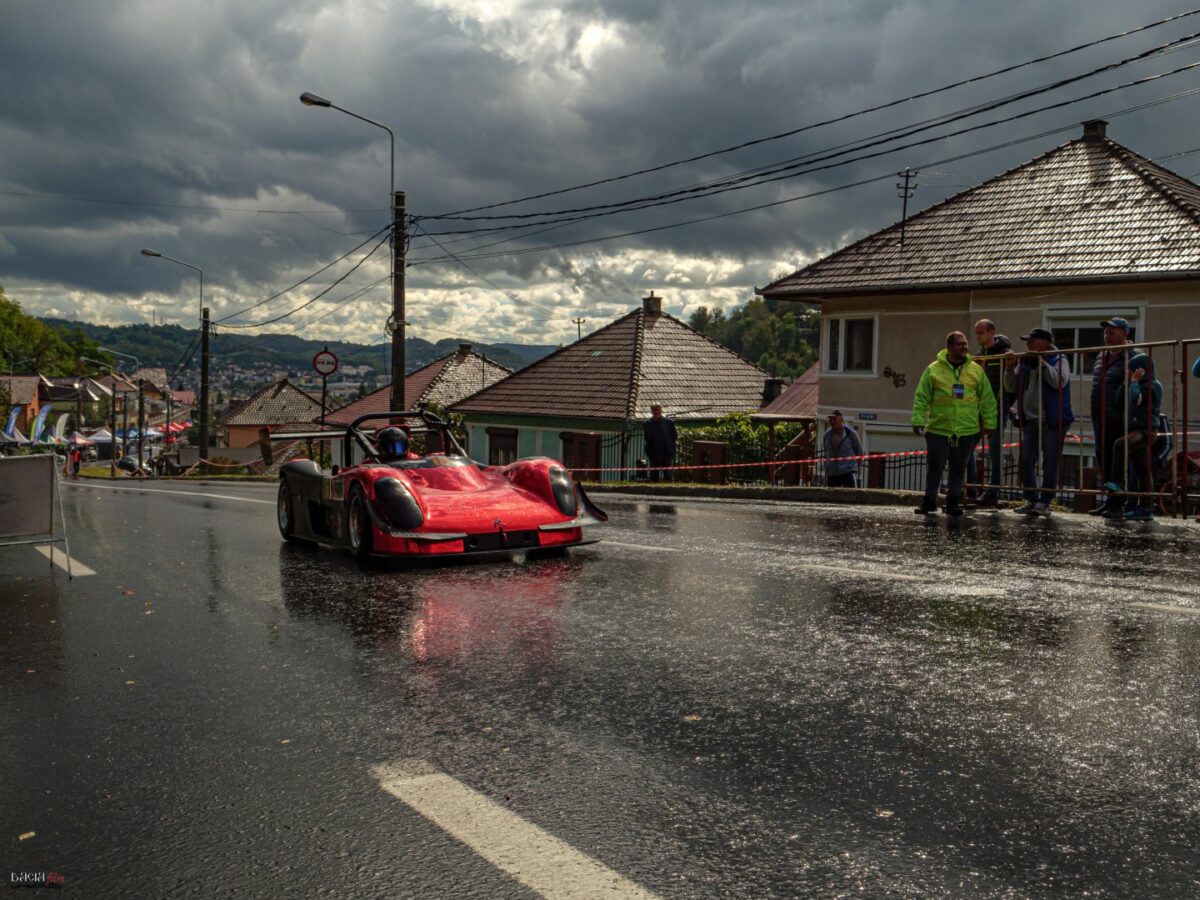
[3, 405, 20, 437]
[54, 412, 71, 440]
[30, 405, 52, 443]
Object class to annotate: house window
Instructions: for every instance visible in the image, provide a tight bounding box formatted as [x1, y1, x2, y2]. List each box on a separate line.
[1047, 309, 1138, 375]
[826, 316, 876, 373]
[486, 427, 518, 465]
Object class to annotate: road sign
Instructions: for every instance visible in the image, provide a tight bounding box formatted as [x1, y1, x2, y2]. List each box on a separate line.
[313, 348, 339, 377]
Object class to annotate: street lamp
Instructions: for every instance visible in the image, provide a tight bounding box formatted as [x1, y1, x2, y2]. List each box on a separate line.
[300, 91, 406, 410]
[141, 248, 210, 463]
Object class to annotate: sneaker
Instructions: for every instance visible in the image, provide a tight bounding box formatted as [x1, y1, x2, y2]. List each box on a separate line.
[1102, 504, 1127, 519]
[1013, 502, 1038, 515]
[913, 505, 938, 515]
[1033, 503, 1051, 517]
[945, 504, 964, 517]
[1087, 501, 1109, 516]
[1124, 506, 1154, 521]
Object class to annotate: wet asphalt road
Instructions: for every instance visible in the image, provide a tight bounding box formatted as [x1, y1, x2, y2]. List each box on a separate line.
[3, 480, 1200, 898]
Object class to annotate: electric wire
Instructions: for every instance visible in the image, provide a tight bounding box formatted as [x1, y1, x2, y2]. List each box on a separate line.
[423, 33, 1200, 226]
[424, 7, 1200, 219]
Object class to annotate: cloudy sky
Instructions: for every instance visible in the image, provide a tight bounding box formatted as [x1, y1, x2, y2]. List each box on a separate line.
[3, 0, 1200, 349]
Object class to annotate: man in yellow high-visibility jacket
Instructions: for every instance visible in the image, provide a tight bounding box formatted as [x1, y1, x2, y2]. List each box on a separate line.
[911, 331, 999, 516]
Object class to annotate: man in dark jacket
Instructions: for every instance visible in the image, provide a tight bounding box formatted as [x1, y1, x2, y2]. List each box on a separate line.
[1106, 352, 1164, 521]
[1089, 317, 1132, 514]
[969, 319, 1012, 507]
[644, 404, 677, 482]
[1002, 329, 1074, 516]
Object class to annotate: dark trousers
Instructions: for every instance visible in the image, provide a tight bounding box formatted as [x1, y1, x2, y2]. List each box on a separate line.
[1096, 419, 1124, 486]
[966, 425, 1004, 499]
[1019, 423, 1064, 504]
[827, 472, 856, 488]
[923, 433, 977, 509]
[647, 456, 672, 482]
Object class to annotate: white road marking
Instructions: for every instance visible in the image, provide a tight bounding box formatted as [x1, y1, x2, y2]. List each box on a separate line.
[1128, 602, 1200, 617]
[601, 540, 681, 553]
[373, 760, 658, 899]
[35, 546, 96, 576]
[65, 482, 273, 505]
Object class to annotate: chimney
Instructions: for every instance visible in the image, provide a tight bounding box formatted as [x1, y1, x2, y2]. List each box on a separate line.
[1082, 119, 1107, 142]
[642, 291, 662, 316]
[761, 378, 785, 407]
[458, 342, 472, 355]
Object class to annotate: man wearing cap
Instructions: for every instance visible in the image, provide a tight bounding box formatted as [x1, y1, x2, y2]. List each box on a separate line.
[1089, 318, 1132, 515]
[1003, 328, 1074, 516]
[968, 319, 1013, 507]
[822, 411, 864, 488]
[911, 331, 998, 516]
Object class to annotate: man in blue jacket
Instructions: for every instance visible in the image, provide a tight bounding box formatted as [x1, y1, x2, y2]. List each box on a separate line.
[1002, 328, 1074, 516]
[822, 411, 864, 488]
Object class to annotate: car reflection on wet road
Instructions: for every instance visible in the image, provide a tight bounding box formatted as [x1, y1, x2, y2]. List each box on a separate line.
[4, 480, 1200, 897]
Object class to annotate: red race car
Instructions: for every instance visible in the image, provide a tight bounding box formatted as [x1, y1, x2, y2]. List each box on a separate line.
[276, 409, 606, 559]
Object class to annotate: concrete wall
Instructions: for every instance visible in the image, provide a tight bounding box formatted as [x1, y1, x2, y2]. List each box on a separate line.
[819, 280, 1200, 453]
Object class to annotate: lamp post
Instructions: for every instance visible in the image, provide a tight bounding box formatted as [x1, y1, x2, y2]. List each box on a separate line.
[300, 92, 406, 410]
[141, 248, 209, 464]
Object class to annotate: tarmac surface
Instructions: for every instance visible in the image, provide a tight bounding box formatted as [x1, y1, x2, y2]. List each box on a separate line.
[3, 480, 1200, 897]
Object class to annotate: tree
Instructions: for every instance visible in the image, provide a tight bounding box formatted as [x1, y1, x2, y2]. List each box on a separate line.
[688, 298, 819, 380]
[0, 284, 100, 375]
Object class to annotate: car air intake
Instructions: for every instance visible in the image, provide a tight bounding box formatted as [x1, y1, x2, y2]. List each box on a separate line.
[374, 478, 424, 530]
[548, 466, 578, 517]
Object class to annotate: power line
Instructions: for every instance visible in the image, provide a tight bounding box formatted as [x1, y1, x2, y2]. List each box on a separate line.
[424, 7, 1200, 219]
[229, 275, 391, 355]
[219, 232, 391, 329]
[410, 83, 1200, 266]
[411, 62, 1200, 263]
[214, 223, 391, 324]
[423, 32, 1200, 226]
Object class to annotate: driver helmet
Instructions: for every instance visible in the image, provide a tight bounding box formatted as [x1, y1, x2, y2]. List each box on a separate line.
[376, 426, 409, 460]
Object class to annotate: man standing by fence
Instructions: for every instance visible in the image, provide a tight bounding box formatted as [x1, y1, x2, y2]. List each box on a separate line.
[911, 331, 998, 516]
[822, 411, 863, 488]
[1003, 328, 1074, 517]
[969, 319, 1011, 507]
[1089, 318, 1133, 515]
[644, 403, 677, 482]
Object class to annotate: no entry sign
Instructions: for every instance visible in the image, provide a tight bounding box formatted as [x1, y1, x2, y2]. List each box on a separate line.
[313, 348, 339, 377]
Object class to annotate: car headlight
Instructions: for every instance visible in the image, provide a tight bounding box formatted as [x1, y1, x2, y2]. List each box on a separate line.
[548, 466, 578, 517]
[374, 477, 424, 530]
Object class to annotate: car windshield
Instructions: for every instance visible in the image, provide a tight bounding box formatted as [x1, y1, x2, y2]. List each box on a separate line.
[383, 455, 476, 470]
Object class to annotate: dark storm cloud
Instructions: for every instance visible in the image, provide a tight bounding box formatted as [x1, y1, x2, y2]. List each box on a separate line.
[2, 0, 1199, 342]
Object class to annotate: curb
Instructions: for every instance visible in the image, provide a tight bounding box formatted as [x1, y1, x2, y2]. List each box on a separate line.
[582, 482, 917, 506]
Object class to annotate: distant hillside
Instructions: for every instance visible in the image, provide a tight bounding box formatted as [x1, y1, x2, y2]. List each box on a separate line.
[41, 318, 557, 378]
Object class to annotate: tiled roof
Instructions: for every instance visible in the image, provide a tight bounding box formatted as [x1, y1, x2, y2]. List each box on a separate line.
[451, 303, 769, 421]
[761, 122, 1200, 298]
[172, 390, 196, 406]
[753, 362, 819, 420]
[132, 368, 170, 390]
[2, 376, 45, 404]
[325, 347, 512, 427]
[223, 379, 329, 426]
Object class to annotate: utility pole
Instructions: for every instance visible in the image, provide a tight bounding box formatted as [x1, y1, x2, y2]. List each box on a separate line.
[389, 191, 407, 411]
[109, 376, 118, 477]
[572, 317, 586, 341]
[137, 378, 145, 468]
[199, 307, 210, 464]
[897, 167, 918, 247]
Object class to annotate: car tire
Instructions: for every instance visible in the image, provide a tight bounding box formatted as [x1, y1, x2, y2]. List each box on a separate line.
[346, 486, 374, 559]
[278, 478, 300, 542]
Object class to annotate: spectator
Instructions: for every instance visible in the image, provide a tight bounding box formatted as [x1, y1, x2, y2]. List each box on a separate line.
[968, 318, 1013, 507]
[643, 403, 677, 482]
[911, 331, 998, 516]
[1089, 318, 1133, 515]
[1002, 328, 1074, 516]
[1106, 352, 1164, 521]
[822, 411, 864, 488]
[70, 445, 82, 478]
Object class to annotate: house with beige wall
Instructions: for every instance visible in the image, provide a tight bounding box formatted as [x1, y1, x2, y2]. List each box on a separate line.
[761, 120, 1200, 463]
